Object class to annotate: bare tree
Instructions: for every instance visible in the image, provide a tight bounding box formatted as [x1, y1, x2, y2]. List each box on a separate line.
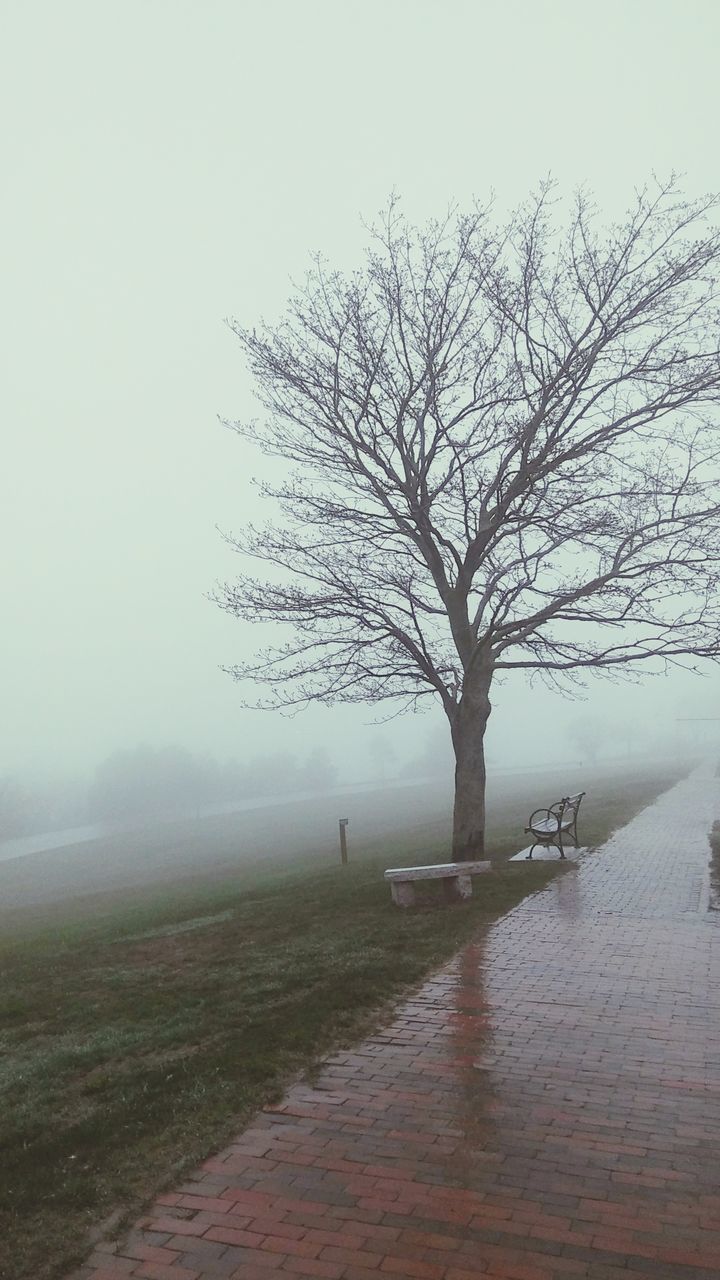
[218, 181, 720, 859]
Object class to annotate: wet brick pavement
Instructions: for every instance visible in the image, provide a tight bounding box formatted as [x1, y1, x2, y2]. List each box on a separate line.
[72, 768, 720, 1280]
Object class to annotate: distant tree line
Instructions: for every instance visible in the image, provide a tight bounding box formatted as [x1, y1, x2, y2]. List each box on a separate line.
[0, 744, 344, 839]
[86, 743, 343, 822]
[0, 774, 86, 840]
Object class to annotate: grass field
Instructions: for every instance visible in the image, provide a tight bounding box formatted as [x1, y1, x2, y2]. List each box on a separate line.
[0, 760, 686, 1280]
[709, 815, 720, 909]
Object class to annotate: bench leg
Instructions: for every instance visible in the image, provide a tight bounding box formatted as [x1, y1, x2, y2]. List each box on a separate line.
[443, 874, 472, 902]
[457, 873, 472, 899]
[391, 881, 416, 908]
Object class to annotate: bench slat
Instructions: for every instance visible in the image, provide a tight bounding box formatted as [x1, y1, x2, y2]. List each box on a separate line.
[384, 861, 491, 882]
[530, 817, 574, 834]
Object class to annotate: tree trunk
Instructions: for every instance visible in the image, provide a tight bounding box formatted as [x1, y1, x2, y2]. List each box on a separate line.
[450, 666, 492, 861]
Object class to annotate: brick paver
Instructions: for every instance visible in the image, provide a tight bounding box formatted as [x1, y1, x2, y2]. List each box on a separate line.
[72, 768, 720, 1280]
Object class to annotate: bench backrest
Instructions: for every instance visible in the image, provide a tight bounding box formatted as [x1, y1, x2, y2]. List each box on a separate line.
[558, 791, 585, 819]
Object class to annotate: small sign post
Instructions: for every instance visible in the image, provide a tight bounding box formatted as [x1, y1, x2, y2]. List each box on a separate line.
[338, 818, 349, 866]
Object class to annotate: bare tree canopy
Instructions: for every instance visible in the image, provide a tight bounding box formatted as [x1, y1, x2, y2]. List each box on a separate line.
[219, 180, 720, 857]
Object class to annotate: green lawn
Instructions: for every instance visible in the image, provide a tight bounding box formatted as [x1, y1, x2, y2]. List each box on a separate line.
[709, 816, 720, 909]
[0, 761, 684, 1280]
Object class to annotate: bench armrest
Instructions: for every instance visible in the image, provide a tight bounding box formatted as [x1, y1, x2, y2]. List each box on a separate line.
[526, 807, 560, 832]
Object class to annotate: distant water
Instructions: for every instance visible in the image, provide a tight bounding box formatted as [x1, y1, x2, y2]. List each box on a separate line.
[0, 823, 111, 863]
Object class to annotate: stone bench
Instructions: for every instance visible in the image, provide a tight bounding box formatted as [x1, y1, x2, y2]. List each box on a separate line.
[384, 860, 491, 907]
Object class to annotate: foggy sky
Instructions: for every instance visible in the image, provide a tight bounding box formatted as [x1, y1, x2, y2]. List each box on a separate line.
[3, 0, 720, 782]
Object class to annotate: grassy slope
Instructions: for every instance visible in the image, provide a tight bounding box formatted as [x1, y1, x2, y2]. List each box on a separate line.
[0, 761, 684, 1280]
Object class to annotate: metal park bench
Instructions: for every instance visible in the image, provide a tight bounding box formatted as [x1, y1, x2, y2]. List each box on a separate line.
[524, 791, 585, 859]
[384, 860, 491, 907]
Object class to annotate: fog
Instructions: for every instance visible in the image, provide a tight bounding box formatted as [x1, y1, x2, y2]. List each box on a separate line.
[3, 0, 720, 841]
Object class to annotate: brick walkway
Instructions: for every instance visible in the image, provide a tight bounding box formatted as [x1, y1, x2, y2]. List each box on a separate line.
[76, 769, 720, 1280]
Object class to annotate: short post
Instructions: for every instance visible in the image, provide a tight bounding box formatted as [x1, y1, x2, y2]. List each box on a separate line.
[338, 818, 349, 865]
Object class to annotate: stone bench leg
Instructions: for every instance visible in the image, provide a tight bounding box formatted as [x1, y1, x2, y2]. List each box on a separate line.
[442, 874, 473, 902]
[391, 881, 416, 908]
